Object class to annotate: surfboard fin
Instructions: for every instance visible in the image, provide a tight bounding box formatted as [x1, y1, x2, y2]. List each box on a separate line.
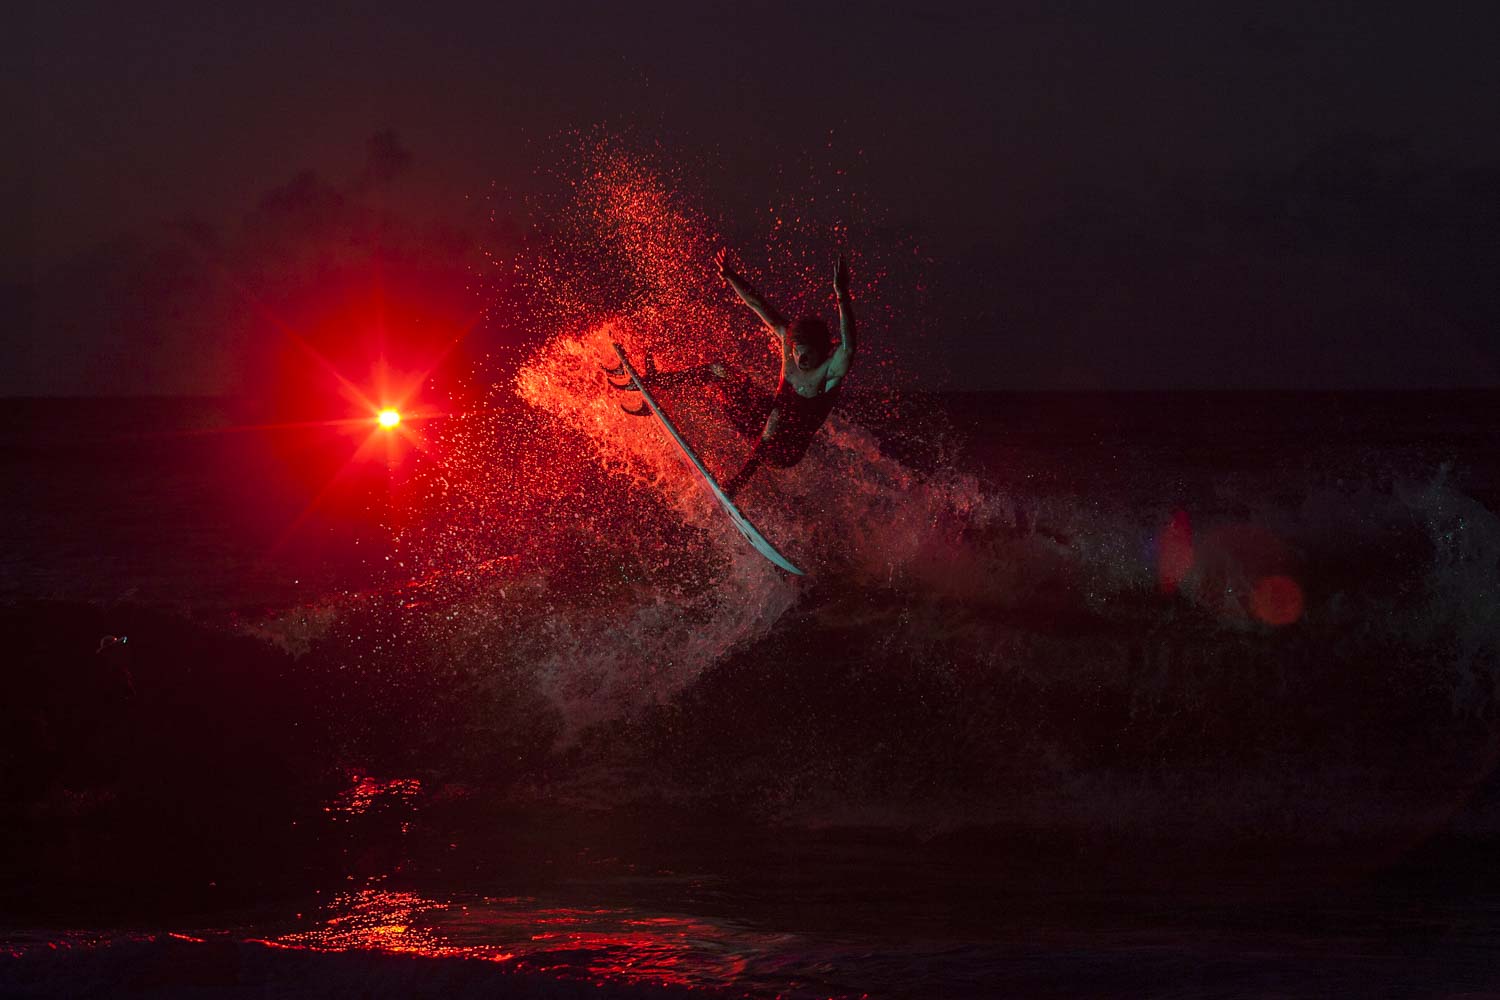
[621, 401, 652, 417]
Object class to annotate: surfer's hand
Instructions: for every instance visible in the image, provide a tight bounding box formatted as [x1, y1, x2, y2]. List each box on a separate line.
[714, 248, 734, 282]
[834, 255, 850, 295]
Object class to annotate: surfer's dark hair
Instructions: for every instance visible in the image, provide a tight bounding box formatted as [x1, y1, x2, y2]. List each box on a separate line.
[789, 316, 832, 351]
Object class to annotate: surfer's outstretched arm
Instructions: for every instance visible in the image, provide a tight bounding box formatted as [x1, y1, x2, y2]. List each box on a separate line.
[716, 249, 787, 337]
[826, 255, 856, 389]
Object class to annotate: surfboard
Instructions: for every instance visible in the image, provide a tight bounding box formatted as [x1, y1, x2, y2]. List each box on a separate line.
[610, 342, 805, 576]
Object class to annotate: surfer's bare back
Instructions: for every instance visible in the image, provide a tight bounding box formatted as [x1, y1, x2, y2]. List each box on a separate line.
[712, 248, 856, 495]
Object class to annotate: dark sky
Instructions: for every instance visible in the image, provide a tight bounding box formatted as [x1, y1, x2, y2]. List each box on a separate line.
[6, 1, 1500, 391]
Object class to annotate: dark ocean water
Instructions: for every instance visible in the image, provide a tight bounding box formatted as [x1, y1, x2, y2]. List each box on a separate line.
[3, 391, 1499, 997]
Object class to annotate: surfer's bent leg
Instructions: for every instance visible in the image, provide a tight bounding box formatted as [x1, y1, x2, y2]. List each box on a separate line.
[722, 378, 775, 441]
[656, 363, 771, 438]
[653, 362, 729, 390]
[723, 450, 762, 499]
[725, 427, 816, 495]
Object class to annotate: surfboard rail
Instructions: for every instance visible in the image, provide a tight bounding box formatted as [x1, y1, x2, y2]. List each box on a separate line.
[609, 343, 805, 576]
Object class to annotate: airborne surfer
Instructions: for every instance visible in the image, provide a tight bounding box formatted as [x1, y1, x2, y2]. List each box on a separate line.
[603, 248, 853, 572]
[716, 249, 855, 495]
[657, 250, 856, 497]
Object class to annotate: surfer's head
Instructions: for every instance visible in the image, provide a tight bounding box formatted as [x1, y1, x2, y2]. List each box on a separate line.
[788, 317, 832, 371]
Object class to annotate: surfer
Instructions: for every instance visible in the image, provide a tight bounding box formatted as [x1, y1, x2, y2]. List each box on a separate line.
[662, 249, 856, 496]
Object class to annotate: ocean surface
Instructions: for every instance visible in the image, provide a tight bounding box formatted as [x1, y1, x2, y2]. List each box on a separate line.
[3, 389, 1499, 998]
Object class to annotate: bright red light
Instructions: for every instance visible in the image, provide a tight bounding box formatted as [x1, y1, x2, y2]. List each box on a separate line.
[378, 408, 401, 428]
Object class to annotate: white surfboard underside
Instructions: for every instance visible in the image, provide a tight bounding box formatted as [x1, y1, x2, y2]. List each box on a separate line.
[612, 342, 805, 576]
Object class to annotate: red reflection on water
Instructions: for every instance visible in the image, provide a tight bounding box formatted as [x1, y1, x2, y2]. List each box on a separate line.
[275, 889, 505, 960]
[327, 775, 422, 816]
[272, 888, 761, 992]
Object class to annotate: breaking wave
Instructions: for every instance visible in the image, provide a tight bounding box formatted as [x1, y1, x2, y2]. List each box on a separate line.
[238, 145, 1500, 849]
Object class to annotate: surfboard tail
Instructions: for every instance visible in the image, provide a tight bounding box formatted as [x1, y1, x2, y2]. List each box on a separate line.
[604, 344, 653, 415]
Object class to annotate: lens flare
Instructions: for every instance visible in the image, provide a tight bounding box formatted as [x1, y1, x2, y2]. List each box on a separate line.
[378, 409, 401, 429]
[1251, 574, 1304, 626]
